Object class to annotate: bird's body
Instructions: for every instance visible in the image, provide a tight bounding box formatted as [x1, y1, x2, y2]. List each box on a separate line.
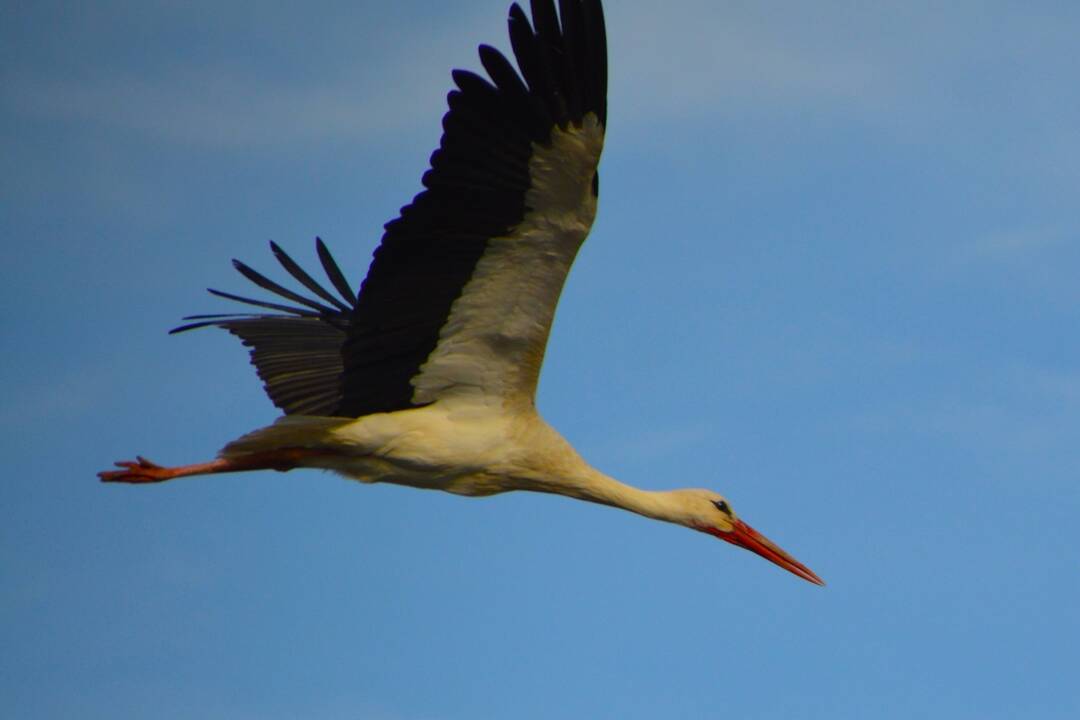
[100, 0, 824, 586]
[227, 403, 583, 500]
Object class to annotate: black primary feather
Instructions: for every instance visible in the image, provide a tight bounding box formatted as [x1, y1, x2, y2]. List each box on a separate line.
[171, 239, 355, 416]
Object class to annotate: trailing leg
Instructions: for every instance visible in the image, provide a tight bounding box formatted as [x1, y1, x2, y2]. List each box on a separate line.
[98, 448, 329, 484]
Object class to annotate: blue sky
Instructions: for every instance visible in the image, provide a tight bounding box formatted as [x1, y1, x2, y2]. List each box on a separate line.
[4, 0, 1080, 717]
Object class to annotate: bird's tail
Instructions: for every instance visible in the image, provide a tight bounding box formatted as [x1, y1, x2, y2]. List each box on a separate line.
[220, 415, 354, 458]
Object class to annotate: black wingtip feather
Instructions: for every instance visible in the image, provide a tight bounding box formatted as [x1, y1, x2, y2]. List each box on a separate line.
[479, 44, 528, 98]
[270, 240, 352, 312]
[169, 320, 214, 334]
[205, 288, 322, 317]
[190, 240, 360, 322]
[231, 259, 333, 314]
[557, 0, 583, 121]
[582, 0, 607, 126]
[174, 240, 359, 415]
[316, 238, 357, 306]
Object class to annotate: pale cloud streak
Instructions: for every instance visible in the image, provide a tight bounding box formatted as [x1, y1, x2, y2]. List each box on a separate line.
[607, 0, 1080, 145]
[3, 4, 493, 150]
[7, 0, 1078, 156]
[960, 226, 1067, 261]
[8, 64, 445, 149]
[610, 8, 885, 119]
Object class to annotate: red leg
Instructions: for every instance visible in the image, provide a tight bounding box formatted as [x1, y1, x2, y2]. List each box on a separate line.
[98, 448, 329, 484]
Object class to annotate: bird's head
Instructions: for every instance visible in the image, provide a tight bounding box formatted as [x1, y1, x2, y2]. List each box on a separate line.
[670, 489, 824, 586]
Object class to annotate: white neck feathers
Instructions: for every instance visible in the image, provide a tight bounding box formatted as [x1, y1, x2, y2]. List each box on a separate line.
[550, 466, 690, 526]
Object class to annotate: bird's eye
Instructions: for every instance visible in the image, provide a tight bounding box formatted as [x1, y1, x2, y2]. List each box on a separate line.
[713, 500, 731, 516]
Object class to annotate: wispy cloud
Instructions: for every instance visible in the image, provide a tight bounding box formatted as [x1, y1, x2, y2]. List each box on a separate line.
[8, 65, 443, 149]
[591, 422, 715, 466]
[8, 0, 1078, 156]
[878, 361, 1080, 459]
[3, 4, 495, 150]
[608, 0, 1080, 148]
[1023, 366, 1080, 407]
[0, 357, 113, 429]
[610, 8, 886, 120]
[960, 226, 1067, 261]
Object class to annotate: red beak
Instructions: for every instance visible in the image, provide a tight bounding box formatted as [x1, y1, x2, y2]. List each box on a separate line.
[707, 519, 825, 586]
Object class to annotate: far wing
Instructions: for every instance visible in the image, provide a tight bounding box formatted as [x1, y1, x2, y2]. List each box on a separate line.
[172, 0, 608, 420]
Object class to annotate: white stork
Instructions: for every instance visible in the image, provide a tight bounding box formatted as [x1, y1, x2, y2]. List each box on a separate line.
[100, 0, 823, 586]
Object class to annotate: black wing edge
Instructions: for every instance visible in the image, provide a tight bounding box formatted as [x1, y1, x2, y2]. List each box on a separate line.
[335, 0, 608, 418]
[498, 0, 607, 140]
[171, 238, 357, 417]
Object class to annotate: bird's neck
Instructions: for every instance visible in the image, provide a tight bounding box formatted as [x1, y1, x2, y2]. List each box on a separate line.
[559, 466, 687, 525]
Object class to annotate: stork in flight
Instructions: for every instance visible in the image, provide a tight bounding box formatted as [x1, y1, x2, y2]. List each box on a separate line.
[100, 0, 823, 586]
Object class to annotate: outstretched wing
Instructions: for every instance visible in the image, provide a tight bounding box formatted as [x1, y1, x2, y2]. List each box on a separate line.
[339, 0, 607, 415]
[176, 0, 607, 418]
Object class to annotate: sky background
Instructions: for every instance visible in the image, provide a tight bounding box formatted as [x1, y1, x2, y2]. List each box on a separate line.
[4, 0, 1080, 717]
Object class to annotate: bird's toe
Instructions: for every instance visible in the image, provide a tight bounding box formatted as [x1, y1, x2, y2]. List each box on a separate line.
[98, 457, 168, 483]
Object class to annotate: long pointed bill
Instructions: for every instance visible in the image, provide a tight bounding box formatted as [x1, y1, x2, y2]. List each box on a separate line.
[707, 520, 825, 586]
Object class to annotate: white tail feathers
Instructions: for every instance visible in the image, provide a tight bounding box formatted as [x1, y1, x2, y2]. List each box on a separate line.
[219, 416, 353, 458]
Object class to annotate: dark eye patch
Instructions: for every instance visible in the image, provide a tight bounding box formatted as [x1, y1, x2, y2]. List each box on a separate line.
[713, 500, 731, 516]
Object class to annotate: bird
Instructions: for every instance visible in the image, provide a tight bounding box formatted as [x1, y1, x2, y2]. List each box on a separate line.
[99, 0, 824, 586]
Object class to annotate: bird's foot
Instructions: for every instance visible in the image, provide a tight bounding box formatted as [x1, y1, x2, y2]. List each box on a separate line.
[98, 456, 179, 483]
